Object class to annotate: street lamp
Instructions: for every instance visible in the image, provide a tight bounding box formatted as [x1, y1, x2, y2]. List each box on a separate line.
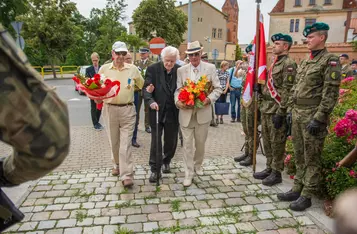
[204, 36, 211, 61]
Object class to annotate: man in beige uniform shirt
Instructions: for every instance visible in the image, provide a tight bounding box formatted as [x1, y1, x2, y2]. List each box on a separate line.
[99, 41, 144, 188]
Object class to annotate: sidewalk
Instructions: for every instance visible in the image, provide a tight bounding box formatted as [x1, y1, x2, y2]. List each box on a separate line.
[1, 118, 333, 234]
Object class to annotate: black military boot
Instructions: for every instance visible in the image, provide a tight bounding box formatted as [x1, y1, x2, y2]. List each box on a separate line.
[262, 170, 282, 186]
[234, 153, 248, 162]
[253, 168, 272, 180]
[149, 172, 162, 183]
[277, 190, 300, 201]
[239, 155, 252, 166]
[289, 196, 312, 211]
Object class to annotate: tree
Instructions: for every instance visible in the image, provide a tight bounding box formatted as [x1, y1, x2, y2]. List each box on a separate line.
[117, 32, 148, 51]
[19, 0, 81, 78]
[0, 0, 28, 36]
[132, 0, 187, 47]
[235, 43, 243, 61]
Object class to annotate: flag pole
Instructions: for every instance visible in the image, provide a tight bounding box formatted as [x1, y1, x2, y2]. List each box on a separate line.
[252, 0, 261, 173]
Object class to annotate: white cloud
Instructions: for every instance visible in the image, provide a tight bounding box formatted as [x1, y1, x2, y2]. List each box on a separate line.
[71, 0, 279, 44]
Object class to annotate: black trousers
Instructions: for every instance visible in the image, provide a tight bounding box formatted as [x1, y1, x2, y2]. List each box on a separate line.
[149, 116, 179, 173]
[90, 99, 102, 126]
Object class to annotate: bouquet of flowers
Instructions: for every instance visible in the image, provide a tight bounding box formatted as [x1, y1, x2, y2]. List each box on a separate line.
[72, 74, 121, 110]
[178, 75, 210, 108]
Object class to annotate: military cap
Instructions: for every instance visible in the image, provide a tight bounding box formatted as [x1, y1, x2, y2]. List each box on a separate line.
[271, 33, 293, 43]
[303, 22, 330, 37]
[245, 44, 253, 53]
[351, 60, 357, 65]
[340, 54, 349, 59]
[139, 47, 150, 53]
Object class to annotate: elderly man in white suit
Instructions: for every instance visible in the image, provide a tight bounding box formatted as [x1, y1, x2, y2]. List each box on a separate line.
[174, 41, 222, 187]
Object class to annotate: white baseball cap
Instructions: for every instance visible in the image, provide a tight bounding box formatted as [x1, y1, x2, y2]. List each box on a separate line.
[112, 41, 128, 52]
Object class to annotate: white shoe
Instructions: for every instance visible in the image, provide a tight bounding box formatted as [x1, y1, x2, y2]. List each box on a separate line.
[183, 177, 192, 187]
[195, 168, 204, 176]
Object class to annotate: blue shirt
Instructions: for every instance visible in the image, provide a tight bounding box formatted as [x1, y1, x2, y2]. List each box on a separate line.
[229, 68, 242, 88]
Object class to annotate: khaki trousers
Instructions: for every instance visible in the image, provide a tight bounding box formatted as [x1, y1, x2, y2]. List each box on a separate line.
[180, 114, 210, 178]
[103, 104, 136, 181]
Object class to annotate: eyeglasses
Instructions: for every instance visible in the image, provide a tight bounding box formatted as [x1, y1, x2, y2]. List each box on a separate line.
[188, 52, 200, 57]
[115, 51, 127, 56]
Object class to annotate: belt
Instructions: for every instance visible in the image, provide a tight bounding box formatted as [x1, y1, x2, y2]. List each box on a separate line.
[231, 87, 241, 90]
[294, 98, 321, 105]
[108, 103, 133, 107]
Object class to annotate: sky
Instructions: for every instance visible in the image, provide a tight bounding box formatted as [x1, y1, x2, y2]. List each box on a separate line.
[71, 0, 279, 44]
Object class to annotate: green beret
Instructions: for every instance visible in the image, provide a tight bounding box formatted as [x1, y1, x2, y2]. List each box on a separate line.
[245, 44, 253, 53]
[271, 33, 293, 43]
[303, 22, 330, 37]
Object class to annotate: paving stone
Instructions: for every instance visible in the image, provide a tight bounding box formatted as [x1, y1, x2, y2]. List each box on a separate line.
[274, 218, 298, 228]
[295, 216, 315, 226]
[158, 219, 177, 228]
[94, 188, 108, 194]
[148, 212, 173, 221]
[93, 216, 110, 225]
[146, 198, 160, 204]
[26, 231, 45, 234]
[121, 207, 141, 215]
[196, 226, 221, 234]
[240, 205, 254, 212]
[63, 227, 83, 234]
[196, 194, 214, 200]
[180, 202, 194, 210]
[87, 209, 101, 217]
[213, 193, 229, 199]
[45, 204, 64, 211]
[82, 202, 95, 209]
[258, 211, 274, 220]
[38, 220, 56, 230]
[200, 208, 223, 216]
[101, 208, 120, 216]
[185, 210, 200, 218]
[239, 212, 259, 222]
[54, 197, 71, 204]
[143, 222, 158, 232]
[110, 216, 126, 224]
[277, 228, 299, 234]
[35, 198, 54, 206]
[193, 201, 210, 209]
[272, 210, 292, 218]
[245, 196, 262, 204]
[28, 192, 46, 199]
[127, 214, 148, 223]
[158, 203, 171, 212]
[56, 219, 77, 228]
[205, 187, 220, 193]
[63, 203, 81, 210]
[207, 199, 226, 208]
[105, 194, 119, 201]
[89, 195, 105, 202]
[77, 218, 94, 226]
[219, 224, 238, 233]
[299, 226, 325, 234]
[95, 201, 109, 208]
[83, 226, 103, 234]
[31, 212, 51, 221]
[102, 225, 119, 234]
[199, 216, 220, 225]
[34, 185, 53, 191]
[45, 190, 65, 197]
[257, 231, 279, 234]
[225, 198, 246, 206]
[172, 211, 186, 219]
[179, 218, 200, 227]
[32, 206, 45, 213]
[50, 211, 70, 220]
[255, 203, 276, 211]
[235, 222, 256, 232]
[252, 220, 278, 231]
[186, 188, 206, 196]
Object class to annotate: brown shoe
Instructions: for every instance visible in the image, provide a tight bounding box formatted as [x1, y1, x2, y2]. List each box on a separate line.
[111, 168, 119, 176]
[122, 179, 133, 188]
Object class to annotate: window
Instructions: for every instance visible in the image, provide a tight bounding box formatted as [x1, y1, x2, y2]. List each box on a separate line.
[212, 28, 217, 39]
[294, 0, 301, 6]
[309, 0, 316, 5]
[290, 19, 294, 33]
[324, 0, 332, 4]
[305, 18, 316, 27]
[218, 29, 222, 39]
[295, 19, 300, 32]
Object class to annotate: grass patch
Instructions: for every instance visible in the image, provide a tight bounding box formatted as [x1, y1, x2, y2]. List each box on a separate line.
[75, 211, 87, 222]
[170, 199, 181, 212]
[115, 226, 134, 234]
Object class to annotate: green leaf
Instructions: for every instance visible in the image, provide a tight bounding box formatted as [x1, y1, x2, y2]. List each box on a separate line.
[194, 99, 204, 108]
[88, 82, 99, 90]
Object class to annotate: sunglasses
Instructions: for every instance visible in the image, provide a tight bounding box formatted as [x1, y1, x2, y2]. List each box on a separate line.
[188, 52, 200, 57]
[115, 51, 127, 56]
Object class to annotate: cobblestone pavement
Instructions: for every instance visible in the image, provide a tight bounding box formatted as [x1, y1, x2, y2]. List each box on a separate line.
[4, 158, 329, 234]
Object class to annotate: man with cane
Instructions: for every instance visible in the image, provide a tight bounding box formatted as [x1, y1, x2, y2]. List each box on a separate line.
[143, 46, 180, 183]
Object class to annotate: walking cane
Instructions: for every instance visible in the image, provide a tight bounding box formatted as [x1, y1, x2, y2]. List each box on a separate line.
[156, 109, 160, 187]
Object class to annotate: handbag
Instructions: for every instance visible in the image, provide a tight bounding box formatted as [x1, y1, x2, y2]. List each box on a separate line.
[214, 102, 230, 115]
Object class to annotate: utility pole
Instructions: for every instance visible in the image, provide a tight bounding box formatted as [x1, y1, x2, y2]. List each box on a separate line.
[188, 0, 192, 42]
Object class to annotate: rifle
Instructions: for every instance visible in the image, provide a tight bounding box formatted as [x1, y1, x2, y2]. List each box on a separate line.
[286, 113, 292, 137]
[0, 188, 24, 232]
[339, 145, 357, 168]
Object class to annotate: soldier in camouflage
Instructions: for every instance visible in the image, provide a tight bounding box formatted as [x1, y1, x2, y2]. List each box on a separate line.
[277, 22, 341, 211]
[0, 23, 70, 228]
[253, 33, 297, 186]
[234, 44, 259, 166]
[339, 53, 353, 79]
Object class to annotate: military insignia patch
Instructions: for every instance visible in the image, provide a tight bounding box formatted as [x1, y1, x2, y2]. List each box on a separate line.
[329, 61, 337, 66]
[288, 75, 293, 82]
[287, 67, 293, 72]
[331, 71, 336, 79]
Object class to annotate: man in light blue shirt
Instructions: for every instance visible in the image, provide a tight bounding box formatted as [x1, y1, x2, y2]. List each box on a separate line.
[228, 60, 243, 122]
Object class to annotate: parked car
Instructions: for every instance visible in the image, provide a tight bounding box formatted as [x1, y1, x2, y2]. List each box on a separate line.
[74, 65, 90, 95]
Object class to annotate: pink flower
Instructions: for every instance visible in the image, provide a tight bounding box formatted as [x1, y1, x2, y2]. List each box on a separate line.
[349, 170, 355, 177]
[284, 154, 292, 165]
[289, 175, 294, 179]
[342, 77, 354, 83]
[287, 136, 293, 141]
[334, 118, 353, 137]
[332, 168, 336, 172]
[345, 110, 357, 123]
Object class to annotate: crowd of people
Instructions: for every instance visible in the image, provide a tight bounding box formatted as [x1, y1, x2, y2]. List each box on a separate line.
[82, 21, 354, 213]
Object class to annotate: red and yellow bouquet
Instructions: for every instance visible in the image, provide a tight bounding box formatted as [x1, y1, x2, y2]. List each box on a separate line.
[72, 74, 121, 110]
[178, 75, 210, 108]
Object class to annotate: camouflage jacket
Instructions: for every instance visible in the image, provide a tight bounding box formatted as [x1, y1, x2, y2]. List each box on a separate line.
[289, 48, 341, 124]
[260, 55, 297, 115]
[134, 59, 154, 72]
[341, 64, 353, 79]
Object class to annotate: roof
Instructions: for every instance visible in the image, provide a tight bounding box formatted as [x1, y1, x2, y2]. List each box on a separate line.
[177, 0, 227, 18]
[270, 0, 284, 13]
[229, 0, 238, 7]
[343, 0, 357, 9]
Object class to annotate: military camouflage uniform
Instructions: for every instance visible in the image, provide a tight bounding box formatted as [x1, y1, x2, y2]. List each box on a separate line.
[134, 59, 154, 129]
[341, 64, 353, 79]
[260, 55, 297, 172]
[0, 24, 70, 186]
[290, 48, 341, 198]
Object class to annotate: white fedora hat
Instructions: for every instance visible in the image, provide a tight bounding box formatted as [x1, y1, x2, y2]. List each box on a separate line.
[185, 41, 203, 54]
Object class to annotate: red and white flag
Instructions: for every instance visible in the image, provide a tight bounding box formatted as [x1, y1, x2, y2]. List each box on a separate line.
[242, 13, 267, 107]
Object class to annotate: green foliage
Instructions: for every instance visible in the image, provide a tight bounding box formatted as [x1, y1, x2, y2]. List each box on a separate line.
[235, 44, 242, 61]
[170, 199, 181, 212]
[117, 32, 148, 51]
[132, 0, 187, 47]
[115, 227, 133, 234]
[0, 0, 29, 36]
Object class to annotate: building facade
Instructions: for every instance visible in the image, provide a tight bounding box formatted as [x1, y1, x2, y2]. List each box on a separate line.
[269, 0, 357, 45]
[222, 0, 239, 44]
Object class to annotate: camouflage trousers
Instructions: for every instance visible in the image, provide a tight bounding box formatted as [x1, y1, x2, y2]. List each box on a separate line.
[261, 113, 287, 172]
[291, 113, 327, 198]
[241, 103, 258, 156]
